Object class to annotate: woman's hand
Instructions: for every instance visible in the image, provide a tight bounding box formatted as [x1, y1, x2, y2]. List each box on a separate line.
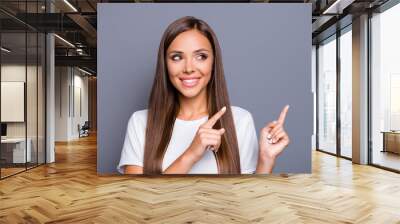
[185, 106, 226, 163]
[164, 107, 227, 174]
[256, 105, 290, 174]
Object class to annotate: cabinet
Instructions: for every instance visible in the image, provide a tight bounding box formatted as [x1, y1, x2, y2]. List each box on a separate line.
[382, 131, 400, 154]
[0, 138, 32, 164]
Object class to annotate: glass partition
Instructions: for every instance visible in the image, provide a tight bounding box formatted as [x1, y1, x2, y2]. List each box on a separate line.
[38, 32, 45, 165]
[1, 31, 28, 177]
[0, 1, 46, 179]
[27, 30, 38, 169]
[317, 35, 337, 155]
[371, 3, 400, 171]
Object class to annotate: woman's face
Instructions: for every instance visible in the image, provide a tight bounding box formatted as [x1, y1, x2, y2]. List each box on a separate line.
[166, 29, 214, 99]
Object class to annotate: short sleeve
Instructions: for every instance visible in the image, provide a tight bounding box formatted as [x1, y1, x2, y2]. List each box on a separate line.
[237, 112, 259, 174]
[117, 111, 146, 173]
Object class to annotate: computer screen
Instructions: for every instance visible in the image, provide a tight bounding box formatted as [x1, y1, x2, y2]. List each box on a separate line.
[1, 123, 7, 137]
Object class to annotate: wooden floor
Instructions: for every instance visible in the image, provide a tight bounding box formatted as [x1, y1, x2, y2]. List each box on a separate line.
[1, 167, 26, 178]
[1, 134, 400, 223]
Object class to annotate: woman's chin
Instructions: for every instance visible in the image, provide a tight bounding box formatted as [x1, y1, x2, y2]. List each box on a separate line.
[179, 88, 203, 99]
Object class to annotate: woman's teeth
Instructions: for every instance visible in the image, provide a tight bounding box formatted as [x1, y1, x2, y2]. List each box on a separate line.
[181, 78, 199, 87]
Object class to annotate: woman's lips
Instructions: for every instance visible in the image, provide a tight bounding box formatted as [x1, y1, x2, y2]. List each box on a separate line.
[180, 77, 200, 88]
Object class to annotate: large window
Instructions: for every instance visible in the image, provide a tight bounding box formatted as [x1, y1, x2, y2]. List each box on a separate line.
[317, 35, 337, 155]
[316, 24, 353, 159]
[370, 2, 400, 171]
[339, 27, 352, 158]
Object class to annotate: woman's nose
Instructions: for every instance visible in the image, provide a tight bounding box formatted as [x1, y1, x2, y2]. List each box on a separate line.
[183, 59, 194, 74]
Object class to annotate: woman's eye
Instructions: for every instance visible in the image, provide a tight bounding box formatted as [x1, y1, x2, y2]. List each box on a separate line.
[171, 55, 182, 61]
[196, 54, 208, 61]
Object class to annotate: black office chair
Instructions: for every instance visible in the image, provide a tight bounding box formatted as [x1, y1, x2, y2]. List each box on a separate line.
[78, 121, 90, 138]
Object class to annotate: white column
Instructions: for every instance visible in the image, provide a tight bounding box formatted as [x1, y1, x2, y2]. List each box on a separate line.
[46, 1, 55, 163]
[352, 14, 369, 164]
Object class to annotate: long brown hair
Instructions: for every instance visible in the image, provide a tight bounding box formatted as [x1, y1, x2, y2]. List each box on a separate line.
[143, 16, 241, 174]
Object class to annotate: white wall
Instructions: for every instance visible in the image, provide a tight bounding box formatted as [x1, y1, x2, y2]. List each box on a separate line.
[1, 64, 40, 138]
[55, 66, 70, 141]
[55, 66, 89, 141]
[70, 72, 89, 138]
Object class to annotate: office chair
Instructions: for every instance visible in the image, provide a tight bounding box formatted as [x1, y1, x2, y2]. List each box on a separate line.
[79, 121, 90, 138]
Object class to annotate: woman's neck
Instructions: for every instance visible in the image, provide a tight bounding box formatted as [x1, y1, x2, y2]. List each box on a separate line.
[177, 90, 208, 120]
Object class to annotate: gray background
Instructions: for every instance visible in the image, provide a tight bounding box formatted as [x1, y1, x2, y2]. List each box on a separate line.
[98, 3, 312, 174]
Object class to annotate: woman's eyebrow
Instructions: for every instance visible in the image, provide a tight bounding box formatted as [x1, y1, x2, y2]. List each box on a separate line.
[167, 49, 210, 55]
[194, 49, 210, 53]
[167, 50, 183, 54]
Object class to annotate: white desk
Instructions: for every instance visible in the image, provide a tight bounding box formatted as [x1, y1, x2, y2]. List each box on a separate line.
[1, 138, 31, 163]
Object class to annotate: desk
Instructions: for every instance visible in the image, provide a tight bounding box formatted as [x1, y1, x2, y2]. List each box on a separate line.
[1, 138, 31, 163]
[381, 131, 400, 154]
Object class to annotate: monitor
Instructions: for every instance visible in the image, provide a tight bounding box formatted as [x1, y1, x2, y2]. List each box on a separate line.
[1, 123, 7, 137]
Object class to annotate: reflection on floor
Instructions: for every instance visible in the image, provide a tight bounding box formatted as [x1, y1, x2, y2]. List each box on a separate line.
[0, 162, 42, 178]
[0, 167, 25, 177]
[0, 135, 399, 223]
[341, 147, 352, 158]
[372, 150, 400, 171]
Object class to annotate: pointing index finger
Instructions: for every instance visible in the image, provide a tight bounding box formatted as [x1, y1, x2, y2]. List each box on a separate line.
[278, 105, 289, 124]
[203, 106, 226, 128]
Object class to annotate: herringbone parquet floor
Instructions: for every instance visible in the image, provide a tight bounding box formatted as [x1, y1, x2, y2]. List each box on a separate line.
[1, 134, 400, 223]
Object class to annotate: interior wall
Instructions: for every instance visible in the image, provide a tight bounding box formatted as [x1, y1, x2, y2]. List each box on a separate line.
[1, 64, 39, 139]
[55, 66, 70, 141]
[72, 71, 89, 138]
[55, 66, 89, 141]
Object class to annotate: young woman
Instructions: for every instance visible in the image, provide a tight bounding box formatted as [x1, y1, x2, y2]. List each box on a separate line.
[118, 16, 290, 175]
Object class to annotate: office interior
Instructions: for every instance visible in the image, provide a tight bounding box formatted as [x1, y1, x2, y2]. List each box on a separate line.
[0, 0, 399, 222]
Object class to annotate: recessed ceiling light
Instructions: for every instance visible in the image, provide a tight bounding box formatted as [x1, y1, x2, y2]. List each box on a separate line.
[63, 0, 78, 12]
[78, 67, 93, 76]
[54, 34, 75, 48]
[1, 47, 11, 53]
[322, 0, 354, 15]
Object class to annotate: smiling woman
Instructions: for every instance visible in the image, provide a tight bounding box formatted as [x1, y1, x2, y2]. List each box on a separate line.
[166, 29, 214, 99]
[117, 16, 290, 175]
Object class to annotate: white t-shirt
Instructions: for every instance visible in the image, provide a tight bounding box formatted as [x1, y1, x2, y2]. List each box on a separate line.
[117, 106, 259, 174]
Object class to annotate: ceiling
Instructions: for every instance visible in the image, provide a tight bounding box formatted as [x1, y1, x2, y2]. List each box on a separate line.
[0, 0, 392, 75]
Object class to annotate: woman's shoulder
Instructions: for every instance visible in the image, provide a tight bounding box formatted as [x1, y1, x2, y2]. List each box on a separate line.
[230, 106, 253, 125]
[128, 109, 148, 127]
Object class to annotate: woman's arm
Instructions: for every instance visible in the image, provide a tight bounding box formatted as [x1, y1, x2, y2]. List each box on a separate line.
[124, 165, 143, 174]
[255, 157, 275, 174]
[255, 105, 290, 174]
[164, 110, 226, 174]
[123, 148, 201, 174]
[124, 135, 219, 174]
[162, 148, 201, 174]
[126, 107, 227, 174]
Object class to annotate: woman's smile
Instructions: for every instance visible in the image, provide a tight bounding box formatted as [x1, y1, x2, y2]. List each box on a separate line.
[179, 76, 201, 88]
